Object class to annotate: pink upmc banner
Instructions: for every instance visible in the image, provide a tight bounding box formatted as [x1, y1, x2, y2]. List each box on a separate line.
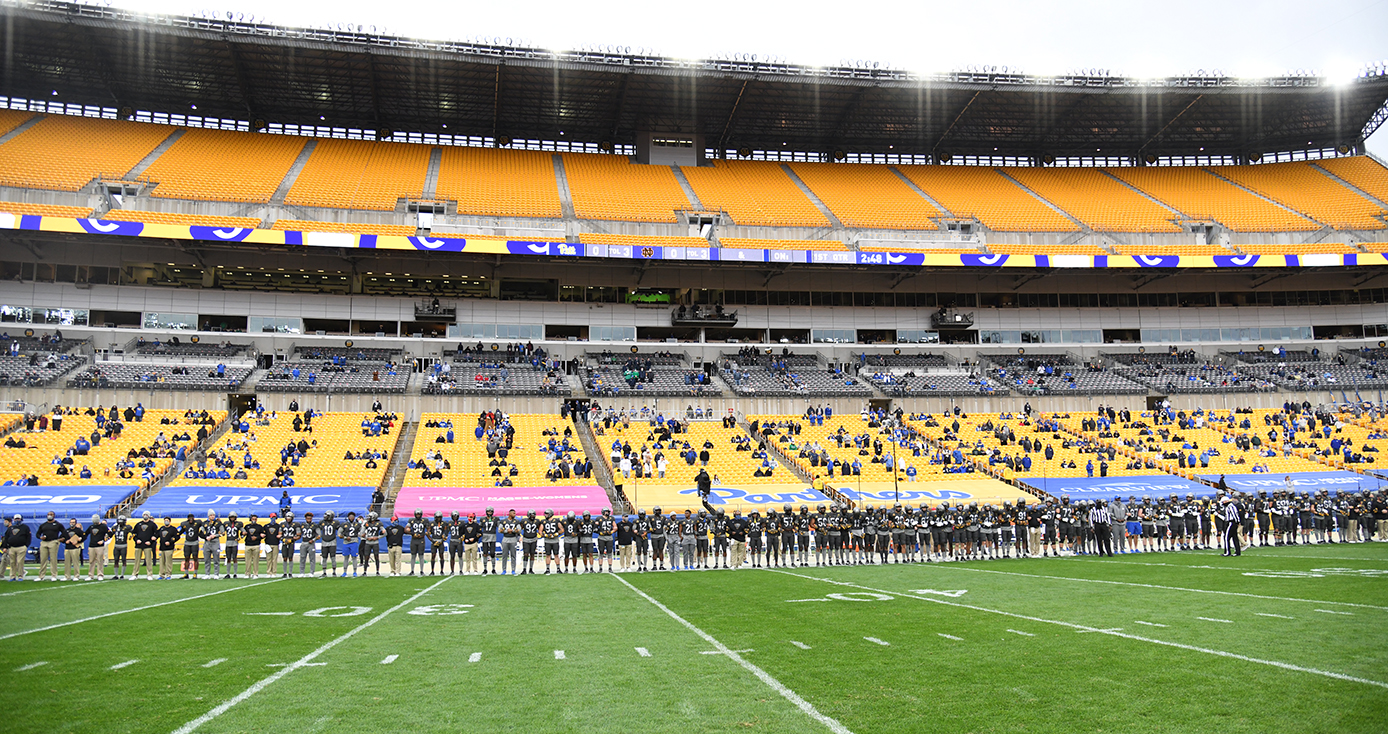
[392, 485, 612, 519]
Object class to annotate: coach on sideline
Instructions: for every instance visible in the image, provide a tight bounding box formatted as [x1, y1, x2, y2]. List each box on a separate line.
[1107, 496, 1127, 554]
[4, 514, 30, 580]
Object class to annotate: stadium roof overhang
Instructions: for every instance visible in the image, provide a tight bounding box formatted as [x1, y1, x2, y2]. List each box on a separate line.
[3, 1, 1388, 161]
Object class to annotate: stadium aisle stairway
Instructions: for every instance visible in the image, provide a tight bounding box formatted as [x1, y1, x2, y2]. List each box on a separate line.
[409, 413, 595, 488]
[0, 116, 174, 191]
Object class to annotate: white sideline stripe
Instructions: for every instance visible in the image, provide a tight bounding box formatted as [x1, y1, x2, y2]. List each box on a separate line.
[15, 661, 47, 671]
[1134, 621, 1168, 628]
[635, 647, 651, 657]
[381, 655, 398, 665]
[554, 650, 566, 660]
[1245, 553, 1387, 562]
[936, 634, 962, 641]
[171, 576, 451, 734]
[1006, 629, 1034, 637]
[770, 570, 1388, 691]
[468, 652, 481, 663]
[610, 572, 854, 734]
[201, 658, 227, 668]
[0, 580, 101, 597]
[932, 564, 1388, 611]
[0, 578, 284, 642]
[866, 636, 891, 645]
[789, 641, 812, 650]
[1315, 609, 1354, 616]
[110, 659, 139, 670]
[1256, 613, 1295, 619]
[1198, 617, 1234, 624]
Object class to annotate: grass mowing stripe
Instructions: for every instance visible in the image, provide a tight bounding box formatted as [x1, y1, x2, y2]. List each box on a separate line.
[932, 563, 1388, 611]
[0, 578, 284, 641]
[770, 569, 1388, 691]
[610, 572, 855, 734]
[170, 576, 451, 734]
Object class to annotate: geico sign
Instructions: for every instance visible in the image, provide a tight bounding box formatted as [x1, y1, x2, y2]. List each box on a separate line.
[178, 494, 343, 505]
[0, 494, 102, 505]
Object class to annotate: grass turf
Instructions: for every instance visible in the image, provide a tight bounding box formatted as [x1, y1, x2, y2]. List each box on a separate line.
[1, 544, 1385, 733]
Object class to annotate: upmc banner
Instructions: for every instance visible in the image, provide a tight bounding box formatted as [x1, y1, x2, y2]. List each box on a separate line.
[1019, 474, 1213, 499]
[1197, 471, 1385, 494]
[392, 486, 612, 519]
[138, 487, 377, 518]
[0, 485, 139, 521]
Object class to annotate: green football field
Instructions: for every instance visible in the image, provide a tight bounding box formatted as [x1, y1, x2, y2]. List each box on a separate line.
[2, 545, 1386, 734]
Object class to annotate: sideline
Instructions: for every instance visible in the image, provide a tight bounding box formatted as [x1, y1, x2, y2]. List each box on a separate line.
[0, 579, 286, 641]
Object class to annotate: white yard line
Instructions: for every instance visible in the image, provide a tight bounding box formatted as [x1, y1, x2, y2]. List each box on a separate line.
[1197, 617, 1234, 624]
[927, 564, 1388, 611]
[110, 659, 139, 670]
[611, 572, 854, 734]
[936, 634, 962, 641]
[1256, 613, 1295, 619]
[0, 579, 284, 642]
[865, 636, 892, 645]
[1134, 621, 1168, 628]
[635, 647, 651, 657]
[380, 655, 398, 664]
[171, 576, 451, 734]
[14, 661, 47, 671]
[468, 652, 481, 663]
[1314, 609, 1354, 616]
[789, 641, 812, 649]
[0, 580, 102, 597]
[201, 658, 227, 668]
[770, 570, 1388, 691]
[1006, 629, 1034, 637]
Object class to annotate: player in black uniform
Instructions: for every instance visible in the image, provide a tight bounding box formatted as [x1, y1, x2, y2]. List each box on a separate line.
[597, 509, 617, 572]
[695, 510, 711, 570]
[223, 512, 243, 578]
[447, 511, 463, 575]
[406, 509, 429, 576]
[478, 507, 500, 575]
[360, 512, 382, 575]
[633, 509, 651, 572]
[109, 514, 130, 579]
[781, 505, 797, 568]
[764, 510, 782, 568]
[280, 511, 298, 578]
[577, 511, 597, 572]
[562, 511, 580, 573]
[520, 510, 541, 574]
[541, 510, 562, 574]
[746, 511, 763, 568]
[649, 507, 668, 571]
[713, 509, 730, 569]
[428, 512, 447, 575]
[179, 513, 200, 579]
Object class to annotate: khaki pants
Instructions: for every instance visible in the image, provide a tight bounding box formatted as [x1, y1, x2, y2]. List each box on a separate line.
[387, 547, 402, 574]
[245, 546, 261, 577]
[464, 543, 479, 574]
[1027, 527, 1043, 554]
[64, 548, 82, 579]
[1349, 519, 1359, 541]
[7, 546, 25, 579]
[88, 546, 106, 578]
[265, 546, 278, 575]
[731, 540, 747, 568]
[137, 547, 156, 575]
[619, 543, 635, 569]
[1378, 519, 1387, 540]
[159, 550, 174, 576]
[38, 540, 60, 577]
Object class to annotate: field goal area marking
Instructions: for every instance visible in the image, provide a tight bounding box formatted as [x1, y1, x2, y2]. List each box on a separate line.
[769, 569, 1388, 691]
[0, 578, 284, 641]
[610, 572, 856, 734]
[171, 576, 452, 734]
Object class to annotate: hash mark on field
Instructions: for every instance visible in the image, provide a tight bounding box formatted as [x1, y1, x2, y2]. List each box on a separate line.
[1006, 629, 1034, 637]
[468, 652, 481, 663]
[1077, 628, 1124, 634]
[1197, 617, 1234, 624]
[937, 634, 963, 641]
[1256, 613, 1294, 619]
[201, 658, 227, 668]
[553, 650, 566, 660]
[789, 641, 812, 650]
[243, 612, 295, 616]
[14, 661, 47, 671]
[1134, 621, 1168, 628]
[381, 655, 398, 665]
[786, 598, 831, 602]
[700, 649, 754, 655]
[635, 647, 651, 657]
[865, 636, 891, 646]
[1315, 609, 1354, 615]
[110, 659, 139, 670]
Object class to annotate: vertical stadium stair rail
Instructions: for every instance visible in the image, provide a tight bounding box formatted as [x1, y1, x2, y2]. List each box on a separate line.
[574, 415, 626, 513]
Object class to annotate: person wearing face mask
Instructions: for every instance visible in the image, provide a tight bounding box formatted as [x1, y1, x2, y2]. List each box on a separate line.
[3, 514, 31, 580]
[109, 515, 131, 579]
[35, 511, 64, 581]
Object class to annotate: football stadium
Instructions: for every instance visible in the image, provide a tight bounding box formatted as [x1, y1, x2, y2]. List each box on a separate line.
[0, 1, 1387, 731]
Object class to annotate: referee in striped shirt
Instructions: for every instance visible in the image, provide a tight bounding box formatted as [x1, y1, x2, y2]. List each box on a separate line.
[1221, 496, 1243, 557]
[1089, 502, 1114, 557]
